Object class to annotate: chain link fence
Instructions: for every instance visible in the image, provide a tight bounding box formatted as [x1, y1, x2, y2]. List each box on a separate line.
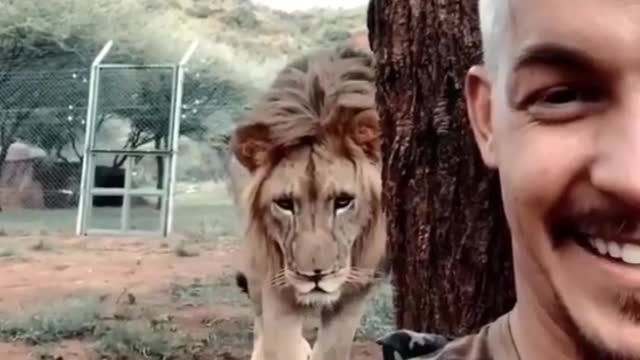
[0, 66, 244, 237]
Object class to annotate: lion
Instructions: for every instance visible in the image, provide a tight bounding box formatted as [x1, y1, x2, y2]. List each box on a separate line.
[227, 44, 388, 360]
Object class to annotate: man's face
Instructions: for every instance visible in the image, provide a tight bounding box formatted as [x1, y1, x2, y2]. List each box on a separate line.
[467, 0, 640, 357]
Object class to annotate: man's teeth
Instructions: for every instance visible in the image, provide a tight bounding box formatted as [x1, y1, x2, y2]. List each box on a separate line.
[589, 238, 640, 265]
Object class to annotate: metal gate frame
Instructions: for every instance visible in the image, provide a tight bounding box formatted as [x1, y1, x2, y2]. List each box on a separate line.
[75, 40, 199, 237]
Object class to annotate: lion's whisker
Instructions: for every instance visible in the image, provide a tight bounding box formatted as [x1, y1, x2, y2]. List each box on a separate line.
[269, 270, 288, 289]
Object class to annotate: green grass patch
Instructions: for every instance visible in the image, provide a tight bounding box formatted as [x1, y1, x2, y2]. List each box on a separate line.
[0, 201, 237, 238]
[0, 246, 26, 261]
[96, 322, 190, 359]
[0, 247, 18, 258]
[356, 279, 396, 340]
[0, 295, 104, 345]
[169, 273, 250, 307]
[203, 316, 253, 352]
[96, 316, 254, 359]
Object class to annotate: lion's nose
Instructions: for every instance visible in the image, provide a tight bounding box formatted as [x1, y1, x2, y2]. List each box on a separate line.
[297, 270, 328, 283]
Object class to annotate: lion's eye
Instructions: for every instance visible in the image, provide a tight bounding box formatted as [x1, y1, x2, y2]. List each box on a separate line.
[274, 197, 294, 212]
[334, 193, 354, 211]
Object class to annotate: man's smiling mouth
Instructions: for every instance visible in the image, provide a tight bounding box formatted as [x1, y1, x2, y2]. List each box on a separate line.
[551, 208, 640, 266]
[581, 237, 640, 265]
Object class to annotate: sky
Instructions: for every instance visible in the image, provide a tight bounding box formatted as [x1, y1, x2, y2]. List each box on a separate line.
[252, 0, 368, 12]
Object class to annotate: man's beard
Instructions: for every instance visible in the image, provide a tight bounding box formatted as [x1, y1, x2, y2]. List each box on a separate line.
[547, 190, 640, 360]
[555, 287, 640, 360]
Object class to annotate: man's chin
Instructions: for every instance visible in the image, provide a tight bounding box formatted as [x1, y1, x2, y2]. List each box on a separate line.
[553, 242, 640, 359]
[568, 306, 640, 360]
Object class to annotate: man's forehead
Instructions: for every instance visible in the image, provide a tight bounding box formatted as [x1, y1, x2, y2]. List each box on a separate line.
[506, 0, 640, 73]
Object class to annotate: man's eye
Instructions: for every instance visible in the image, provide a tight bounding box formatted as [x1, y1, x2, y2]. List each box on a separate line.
[536, 86, 601, 106]
[527, 85, 604, 121]
[539, 87, 580, 104]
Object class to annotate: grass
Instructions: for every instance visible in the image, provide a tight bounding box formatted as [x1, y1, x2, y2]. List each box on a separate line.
[173, 240, 201, 257]
[30, 238, 54, 252]
[203, 316, 253, 353]
[0, 181, 238, 237]
[357, 279, 396, 340]
[96, 316, 254, 359]
[0, 246, 27, 262]
[0, 287, 253, 358]
[0, 247, 19, 258]
[169, 273, 250, 308]
[0, 274, 393, 359]
[182, 220, 236, 246]
[169, 272, 395, 340]
[96, 322, 189, 359]
[0, 294, 104, 345]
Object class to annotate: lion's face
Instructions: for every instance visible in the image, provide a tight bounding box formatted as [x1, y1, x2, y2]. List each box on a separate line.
[258, 144, 376, 305]
[230, 46, 383, 307]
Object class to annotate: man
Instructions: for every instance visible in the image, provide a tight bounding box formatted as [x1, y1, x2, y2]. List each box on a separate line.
[379, 0, 640, 359]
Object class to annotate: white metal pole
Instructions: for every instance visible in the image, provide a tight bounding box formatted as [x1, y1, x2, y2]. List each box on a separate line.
[180, 40, 199, 66]
[121, 156, 133, 232]
[75, 40, 113, 236]
[166, 40, 199, 236]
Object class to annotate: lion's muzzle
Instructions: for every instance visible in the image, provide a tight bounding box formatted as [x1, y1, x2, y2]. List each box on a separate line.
[285, 268, 349, 306]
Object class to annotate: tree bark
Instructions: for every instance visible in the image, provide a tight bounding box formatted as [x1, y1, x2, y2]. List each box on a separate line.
[368, 0, 516, 336]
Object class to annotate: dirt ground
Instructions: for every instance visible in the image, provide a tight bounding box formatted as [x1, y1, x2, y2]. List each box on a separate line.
[0, 234, 383, 360]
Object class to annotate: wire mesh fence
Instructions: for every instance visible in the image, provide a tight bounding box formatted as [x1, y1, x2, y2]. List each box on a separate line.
[0, 66, 241, 237]
[0, 69, 88, 217]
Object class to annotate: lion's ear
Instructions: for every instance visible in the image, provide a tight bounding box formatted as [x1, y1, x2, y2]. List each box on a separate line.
[349, 109, 381, 161]
[231, 122, 272, 172]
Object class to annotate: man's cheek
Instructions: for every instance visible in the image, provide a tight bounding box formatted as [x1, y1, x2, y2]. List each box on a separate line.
[497, 134, 582, 213]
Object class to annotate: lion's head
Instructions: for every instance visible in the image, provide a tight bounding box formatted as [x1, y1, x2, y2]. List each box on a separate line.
[229, 46, 386, 306]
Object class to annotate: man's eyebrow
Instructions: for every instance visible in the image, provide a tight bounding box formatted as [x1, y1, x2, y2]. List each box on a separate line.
[512, 43, 599, 73]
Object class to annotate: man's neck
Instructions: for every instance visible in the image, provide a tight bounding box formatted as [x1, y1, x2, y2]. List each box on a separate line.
[510, 291, 580, 360]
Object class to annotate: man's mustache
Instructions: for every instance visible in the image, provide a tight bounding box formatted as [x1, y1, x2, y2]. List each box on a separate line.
[550, 199, 640, 241]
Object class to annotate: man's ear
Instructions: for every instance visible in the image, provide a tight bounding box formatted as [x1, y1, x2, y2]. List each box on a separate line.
[465, 65, 497, 168]
[348, 108, 382, 161]
[230, 122, 272, 172]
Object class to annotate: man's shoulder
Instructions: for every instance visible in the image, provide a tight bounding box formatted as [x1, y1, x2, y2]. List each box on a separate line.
[377, 327, 491, 360]
[377, 313, 515, 360]
[424, 328, 492, 359]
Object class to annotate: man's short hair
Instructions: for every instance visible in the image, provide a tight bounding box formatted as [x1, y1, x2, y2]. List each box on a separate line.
[478, 0, 511, 78]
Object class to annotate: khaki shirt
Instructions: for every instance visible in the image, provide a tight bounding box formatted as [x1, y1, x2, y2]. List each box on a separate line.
[424, 312, 520, 360]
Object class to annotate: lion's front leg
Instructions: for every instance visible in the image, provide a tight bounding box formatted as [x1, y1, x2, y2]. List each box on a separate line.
[261, 287, 310, 360]
[250, 315, 264, 360]
[310, 293, 370, 360]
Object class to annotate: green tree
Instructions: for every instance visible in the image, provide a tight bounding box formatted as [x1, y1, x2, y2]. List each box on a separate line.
[0, 27, 89, 168]
[101, 68, 246, 207]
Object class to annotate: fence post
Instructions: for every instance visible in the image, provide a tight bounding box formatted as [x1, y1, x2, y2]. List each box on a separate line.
[165, 40, 199, 236]
[75, 40, 113, 236]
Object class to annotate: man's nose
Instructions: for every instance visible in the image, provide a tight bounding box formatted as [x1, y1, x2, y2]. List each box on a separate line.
[591, 104, 640, 206]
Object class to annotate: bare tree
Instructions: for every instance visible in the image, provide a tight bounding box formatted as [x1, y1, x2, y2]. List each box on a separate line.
[369, 0, 515, 335]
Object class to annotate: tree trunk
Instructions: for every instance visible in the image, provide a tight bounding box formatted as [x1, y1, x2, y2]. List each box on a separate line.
[369, 0, 516, 336]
